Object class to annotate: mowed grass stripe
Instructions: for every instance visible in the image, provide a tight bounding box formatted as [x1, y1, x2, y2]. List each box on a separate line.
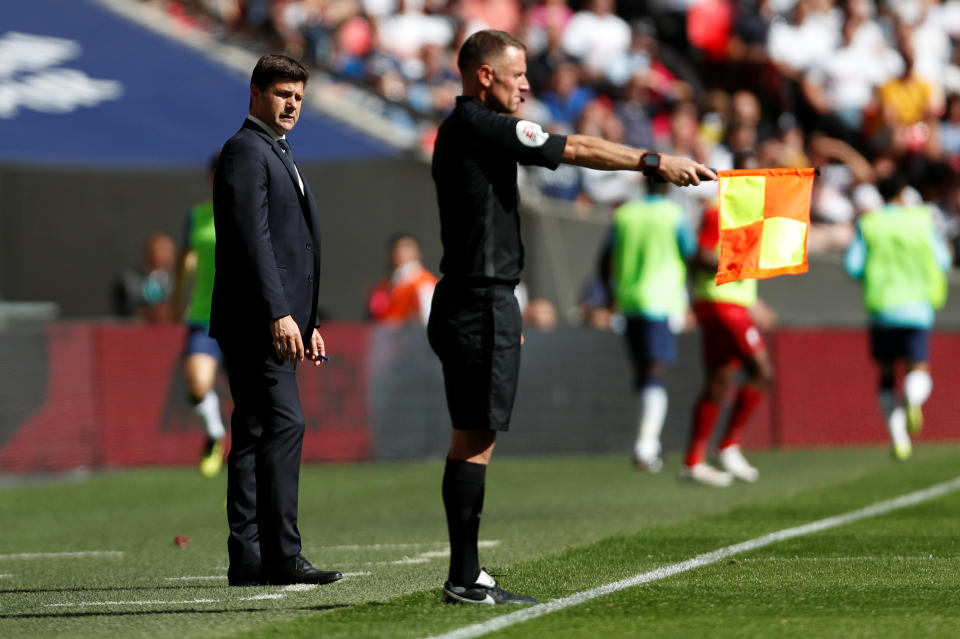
[425, 475, 960, 639]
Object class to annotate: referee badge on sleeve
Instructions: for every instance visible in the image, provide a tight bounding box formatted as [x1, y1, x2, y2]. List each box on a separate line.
[516, 120, 549, 148]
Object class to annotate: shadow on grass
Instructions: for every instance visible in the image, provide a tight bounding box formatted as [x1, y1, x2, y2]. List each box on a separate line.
[1, 604, 350, 619]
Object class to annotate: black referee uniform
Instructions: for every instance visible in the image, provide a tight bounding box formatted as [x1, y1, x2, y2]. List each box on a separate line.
[427, 96, 565, 591]
[428, 96, 566, 430]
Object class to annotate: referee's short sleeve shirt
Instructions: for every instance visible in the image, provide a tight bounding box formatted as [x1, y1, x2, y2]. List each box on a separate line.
[431, 96, 567, 283]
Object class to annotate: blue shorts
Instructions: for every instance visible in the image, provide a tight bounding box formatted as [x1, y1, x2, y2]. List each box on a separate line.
[624, 316, 676, 388]
[184, 322, 223, 361]
[869, 326, 929, 364]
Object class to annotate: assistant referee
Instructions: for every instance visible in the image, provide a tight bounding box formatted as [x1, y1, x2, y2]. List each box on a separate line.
[428, 29, 715, 605]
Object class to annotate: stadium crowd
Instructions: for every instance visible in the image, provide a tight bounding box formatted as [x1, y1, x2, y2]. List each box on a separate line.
[142, 0, 960, 262]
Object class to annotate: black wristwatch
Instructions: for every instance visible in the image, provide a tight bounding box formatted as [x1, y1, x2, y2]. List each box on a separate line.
[640, 152, 661, 177]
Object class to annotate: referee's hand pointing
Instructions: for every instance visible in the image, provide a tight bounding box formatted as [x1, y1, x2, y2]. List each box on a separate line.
[272, 315, 304, 364]
[659, 155, 717, 187]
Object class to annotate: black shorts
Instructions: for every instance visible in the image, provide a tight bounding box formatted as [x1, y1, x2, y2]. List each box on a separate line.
[427, 279, 522, 431]
[869, 326, 930, 364]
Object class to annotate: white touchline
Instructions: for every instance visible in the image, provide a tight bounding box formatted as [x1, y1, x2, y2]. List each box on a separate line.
[0, 551, 124, 560]
[425, 475, 960, 639]
[46, 599, 218, 608]
[282, 584, 317, 592]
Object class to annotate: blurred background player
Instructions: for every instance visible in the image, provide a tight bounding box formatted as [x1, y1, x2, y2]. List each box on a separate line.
[175, 153, 227, 477]
[844, 173, 950, 460]
[367, 233, 438, 325]
[601, 178, 695, 472]
[683, 151, 775, 487]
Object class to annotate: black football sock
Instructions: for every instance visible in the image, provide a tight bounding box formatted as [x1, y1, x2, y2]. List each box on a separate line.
[442, 458, 486, 586]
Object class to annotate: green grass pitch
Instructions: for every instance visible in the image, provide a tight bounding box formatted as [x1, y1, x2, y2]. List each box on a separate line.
[2, 444, 960, 638]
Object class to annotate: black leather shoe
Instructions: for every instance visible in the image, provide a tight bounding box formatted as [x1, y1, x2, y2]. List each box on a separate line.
[227, 564, 265, 587]
[266, 554, 342, 586]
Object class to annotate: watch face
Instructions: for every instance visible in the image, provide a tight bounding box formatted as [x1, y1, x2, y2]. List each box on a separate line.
[642, 153, 659, 169]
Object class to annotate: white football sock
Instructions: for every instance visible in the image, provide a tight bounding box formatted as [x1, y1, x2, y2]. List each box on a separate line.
[634, 385, 667, 461]
[195, 390, 226, 440]
[903, 370, 932, 407]
[879, 390, 909, 448]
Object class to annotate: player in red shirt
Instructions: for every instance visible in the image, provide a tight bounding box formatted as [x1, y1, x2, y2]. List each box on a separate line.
[683, 152, 775, 486]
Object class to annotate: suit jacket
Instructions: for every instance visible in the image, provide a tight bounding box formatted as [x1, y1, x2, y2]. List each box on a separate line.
[210, 119, 322, 347]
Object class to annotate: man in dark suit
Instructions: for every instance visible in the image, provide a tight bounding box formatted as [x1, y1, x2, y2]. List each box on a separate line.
[210, 54, 340, 587]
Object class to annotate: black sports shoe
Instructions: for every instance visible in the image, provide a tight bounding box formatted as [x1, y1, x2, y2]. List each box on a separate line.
[443, 568, 537, 605]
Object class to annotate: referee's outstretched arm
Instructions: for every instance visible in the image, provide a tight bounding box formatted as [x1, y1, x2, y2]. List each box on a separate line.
[561, 133, 717, 187]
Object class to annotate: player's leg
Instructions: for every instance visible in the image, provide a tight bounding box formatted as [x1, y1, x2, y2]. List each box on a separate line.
[702, 310, 768, 482]
[872, 327, 911, 459]
[683, 361, 737, 486]
[902, 329, 932, 435]
[184, 324, 227, 476]
[626, 317, 672, 472]
[682, 305, 736, 486]
[634, 361, 668, 472]
[716, 347, 771, 482]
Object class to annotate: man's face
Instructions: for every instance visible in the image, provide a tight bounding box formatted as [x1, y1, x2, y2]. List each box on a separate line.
[250, 80, 304, 135]
[485, 46, 529, 114]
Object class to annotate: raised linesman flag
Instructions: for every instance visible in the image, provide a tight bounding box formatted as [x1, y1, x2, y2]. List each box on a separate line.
[716, 167, 817, 285]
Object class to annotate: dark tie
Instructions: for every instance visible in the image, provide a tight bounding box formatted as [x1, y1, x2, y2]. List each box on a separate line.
[277, 138, 303, 194]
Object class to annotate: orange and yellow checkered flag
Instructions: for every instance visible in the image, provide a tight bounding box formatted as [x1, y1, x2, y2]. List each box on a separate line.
[716, 167, 816, 285]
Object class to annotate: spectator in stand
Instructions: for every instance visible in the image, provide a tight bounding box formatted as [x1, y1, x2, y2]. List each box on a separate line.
[539, 59, 596, 129]
[376, 0, 456, 62]
[940, 93, 960, 159]
[877, 26, 941, 159]
[456, 0, 523, 35]
[561, 0, 632, 82]
[893, 0, 950, 112]
[524, 8, 570, 90]
[113, 232, 177, 323]
[766, 0, 840, 82]
[524, 0, 574, 59]
[801, 10, 901, 149]
[663, 101, 715, 220]
[615, 73, 656, 152]
[408, 43, 461, 117]
[805, 134, 876, 251]
[577, 99, 644, 208]
[327, 15, 375, 83]
[367, 233, 438, 325]
[605, 21, 656, 89]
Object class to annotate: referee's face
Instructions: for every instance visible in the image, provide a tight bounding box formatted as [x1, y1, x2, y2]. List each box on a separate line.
[487, 46, 529, 114]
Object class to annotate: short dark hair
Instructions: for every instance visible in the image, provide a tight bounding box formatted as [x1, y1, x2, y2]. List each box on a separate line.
[457, 30, 526, 75]
[250, 54, 309, 90]
[878, 173, 907, 202]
